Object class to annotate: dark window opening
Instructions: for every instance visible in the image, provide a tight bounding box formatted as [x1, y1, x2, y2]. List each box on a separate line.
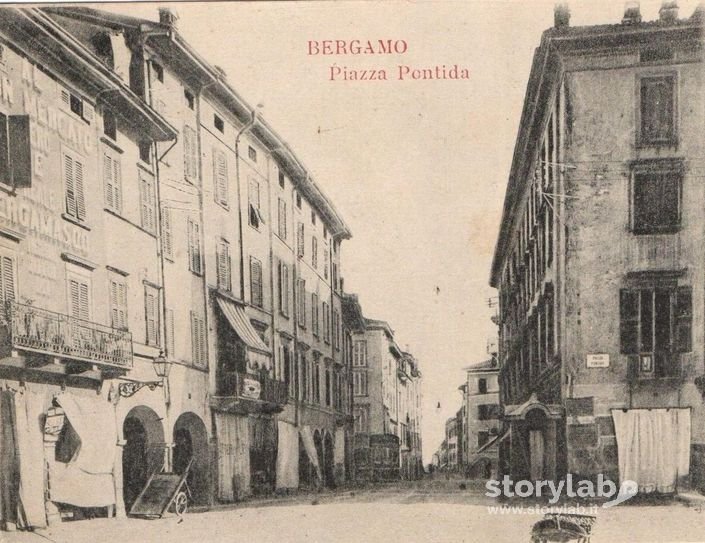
[139, 142, 151, 164]
[632, 167, 681, 234]
[90, 33, 114, 69]
[103, 110, 117, 140]
[296, 193, 302, 209]
[152, 61, 164, 82]
[311, 212, 316, 225]
[478, 378, 487, 394]
[184, 90, 195, 110]
[70, 94, 82, 117]
[214, 114, 224, 133]
[640, 75, 675, 144]
[248, 146, 257, 162]
[279, 171, 285, 188]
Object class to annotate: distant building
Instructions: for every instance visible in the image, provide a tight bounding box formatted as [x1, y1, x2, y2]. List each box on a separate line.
[445, 416, 459, 471]
[461, 359, 501, 479]
[350, 317, 423, 481]
[490, 3, 705, 491]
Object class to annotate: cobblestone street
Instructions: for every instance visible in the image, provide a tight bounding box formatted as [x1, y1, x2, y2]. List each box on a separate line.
[2, 481, 704, 543]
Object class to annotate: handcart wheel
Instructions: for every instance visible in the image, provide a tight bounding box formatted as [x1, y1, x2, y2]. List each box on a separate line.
[173, 491, 188, 517]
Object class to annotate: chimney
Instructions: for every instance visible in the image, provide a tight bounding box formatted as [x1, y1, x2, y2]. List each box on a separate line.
[659, 1, 679, 22]
[158, 7, 179, 28]
[554, 3, 571, 28]
[622, 1, 642, 24]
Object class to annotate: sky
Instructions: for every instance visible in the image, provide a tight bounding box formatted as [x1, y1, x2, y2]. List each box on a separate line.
[106, 0, 703, 463]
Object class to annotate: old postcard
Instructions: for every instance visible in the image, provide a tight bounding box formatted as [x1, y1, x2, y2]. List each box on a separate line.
[0, 1, 702, 542]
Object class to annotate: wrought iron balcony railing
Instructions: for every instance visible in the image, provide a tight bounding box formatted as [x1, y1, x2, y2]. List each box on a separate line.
[3, 301, 133, 369]
[217, 370, 288, 407]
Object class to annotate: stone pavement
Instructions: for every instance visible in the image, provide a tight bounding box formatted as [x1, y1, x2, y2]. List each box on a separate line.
[0, 482, 704, 543]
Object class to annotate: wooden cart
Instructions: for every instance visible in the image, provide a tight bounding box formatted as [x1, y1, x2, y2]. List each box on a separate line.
[128, 458, 194, 519]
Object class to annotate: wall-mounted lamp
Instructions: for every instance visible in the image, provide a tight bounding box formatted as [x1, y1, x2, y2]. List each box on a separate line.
[118, 351, 171, 398]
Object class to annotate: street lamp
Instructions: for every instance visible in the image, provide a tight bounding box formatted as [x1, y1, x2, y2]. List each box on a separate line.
[118, 351, 171, 398]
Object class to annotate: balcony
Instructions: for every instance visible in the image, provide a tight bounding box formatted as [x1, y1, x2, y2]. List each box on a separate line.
[2, 301, 133, 369]
[211, 370, 287, 414]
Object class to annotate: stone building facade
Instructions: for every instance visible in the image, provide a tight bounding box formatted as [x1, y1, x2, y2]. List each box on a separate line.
[350, 317, 423, 481]
[491, 3, 705, 492]
[461, 359, 501, 478]
[0, 4, 360, 531]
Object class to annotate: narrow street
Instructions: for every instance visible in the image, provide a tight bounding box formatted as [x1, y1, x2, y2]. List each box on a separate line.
[2, 480, 704, 543]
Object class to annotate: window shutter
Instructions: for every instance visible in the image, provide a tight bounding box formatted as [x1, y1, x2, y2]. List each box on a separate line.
[214, 149, 228, 205]
[676, 286, 692, 353]
[64, 154, 76, 217]
[250, 258, 262, 307]
[217, 240, 230, 290]
[118, 282, 127, 329]
[104, 154, 114, 209]
[620, 288, 639, 354]
[59, 87, 71, 111]
[140, 175, 155, 232]
[78, 281, 89, 320]
[312, 237, 318, 268]
[297, 223, 304, 257]
[191, 311, 197, 364]
[110, 280, 118, 327]
[146, 290, 156, 344]
[69, 279, 80, 318]
[1, 256, 14, 304]
[162, 206, 173, 259]
[278, 199, 287, 239]
[282, 263, 289, 316]
[75, 160, 85, 221]
[82, 102, 95, 124]
[113, 158, 121, 214]
[165, 308, 175, 357]
[199, 317, 206, 366]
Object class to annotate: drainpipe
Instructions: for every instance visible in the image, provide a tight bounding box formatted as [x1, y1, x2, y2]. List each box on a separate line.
[235, 110, 257, 301]
[266, 155, 277, 380]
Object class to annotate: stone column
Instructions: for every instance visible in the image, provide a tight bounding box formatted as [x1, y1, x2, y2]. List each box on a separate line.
[164, 442, 174, 473]
[113, 439, 127, 518]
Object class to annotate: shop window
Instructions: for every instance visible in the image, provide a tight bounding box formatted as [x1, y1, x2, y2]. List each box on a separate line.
[620, 286, 691, 377]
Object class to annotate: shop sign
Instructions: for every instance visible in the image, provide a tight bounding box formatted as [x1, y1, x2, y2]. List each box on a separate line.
[586, 353, 609, 368]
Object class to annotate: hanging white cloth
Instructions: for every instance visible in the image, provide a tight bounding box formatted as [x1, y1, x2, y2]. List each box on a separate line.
[215, 412, 251, 501]
[50, 393, 117, 507]
[299, 426, 322, 481]
[275, 421, 298, 490]
[612, 408, 690, 494]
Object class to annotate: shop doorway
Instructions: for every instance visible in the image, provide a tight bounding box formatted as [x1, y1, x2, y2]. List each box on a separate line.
[173, 412, 209, 505]
[323, 432, 335, 488]
[122, 406, 164, 510]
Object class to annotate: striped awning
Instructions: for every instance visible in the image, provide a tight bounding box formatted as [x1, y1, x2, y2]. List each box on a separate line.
[216, 298, 271, 355]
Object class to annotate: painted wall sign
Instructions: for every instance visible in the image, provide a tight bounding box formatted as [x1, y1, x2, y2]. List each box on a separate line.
[0, 193, 89, 253]
[586, 353, 610, 368]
